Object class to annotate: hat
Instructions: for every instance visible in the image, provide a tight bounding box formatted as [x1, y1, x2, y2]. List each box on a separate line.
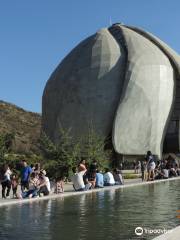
[40, 169, 46, 176]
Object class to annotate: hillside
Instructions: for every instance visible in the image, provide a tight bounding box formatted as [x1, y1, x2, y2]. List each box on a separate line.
[0, 100, 41, 154]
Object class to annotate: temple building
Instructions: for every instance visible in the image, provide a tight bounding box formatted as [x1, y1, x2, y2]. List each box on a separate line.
[42, 23, 180, 159]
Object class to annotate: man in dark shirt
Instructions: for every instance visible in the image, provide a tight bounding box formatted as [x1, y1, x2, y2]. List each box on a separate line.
[89, 160, 98, 172]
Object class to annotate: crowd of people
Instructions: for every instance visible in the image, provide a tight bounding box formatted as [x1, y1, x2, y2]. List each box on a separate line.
[139, 151, 180, 181]
[0, 160, 53, 199]
[71, 160, 124, 191]
[0, 151, 180, 199]
[0, 159, 124, 199]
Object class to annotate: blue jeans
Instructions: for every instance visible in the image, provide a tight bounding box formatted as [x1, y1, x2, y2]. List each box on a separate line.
[22, 189, 38, 198]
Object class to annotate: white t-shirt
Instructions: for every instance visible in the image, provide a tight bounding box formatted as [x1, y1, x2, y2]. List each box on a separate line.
[71, 170, 86, 190]
[44, 176, 51, 192]
[3, 169, 12, 181]
[103, 172, 115, 184]
[163, 169, 169, 178]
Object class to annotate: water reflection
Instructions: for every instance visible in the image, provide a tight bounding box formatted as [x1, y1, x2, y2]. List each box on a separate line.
[0, 180, 180, 240]
[0, 200, 52, 240]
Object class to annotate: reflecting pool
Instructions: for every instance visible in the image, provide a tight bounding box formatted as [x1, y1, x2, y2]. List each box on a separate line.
[0, 180, 180, 240]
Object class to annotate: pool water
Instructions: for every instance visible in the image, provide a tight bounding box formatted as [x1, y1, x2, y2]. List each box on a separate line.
[0, 180, 180, 240]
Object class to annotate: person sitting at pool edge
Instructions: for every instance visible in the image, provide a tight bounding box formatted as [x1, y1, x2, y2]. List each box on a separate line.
[103, 168, 115, 186]
[38, 170, 51, 196]
[83, 177, 92, 190]
[78, 159, 87, 172]
[18, 172, 39, 199]
[71, 167, 86, 191]
[95, 169, 104, 188]
[85, 169, 96, 188]
[113, 168, 124, 185]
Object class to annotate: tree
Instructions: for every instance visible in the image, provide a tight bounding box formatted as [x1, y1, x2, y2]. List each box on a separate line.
[81, 125, 111, 168]
[40, 125, 111, 178]
[40, 127, 81, 178]
[39, 132, 58, 160]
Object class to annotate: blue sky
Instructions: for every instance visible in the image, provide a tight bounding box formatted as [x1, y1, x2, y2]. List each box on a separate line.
[0, 0, 180, 113]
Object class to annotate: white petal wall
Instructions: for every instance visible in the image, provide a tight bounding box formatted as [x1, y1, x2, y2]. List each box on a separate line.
[113, 26, 174, 158]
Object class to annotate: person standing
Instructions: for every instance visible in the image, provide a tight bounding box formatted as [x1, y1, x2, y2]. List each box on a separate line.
[146, 151, 156, 181]
[54, 177, 64, 194]
[11, 174, 19, 198]
[1, 165, 12, 198]
[20, 160, 32, 192]
[137, 160, 141, 174]
[34, 163, 41, 176]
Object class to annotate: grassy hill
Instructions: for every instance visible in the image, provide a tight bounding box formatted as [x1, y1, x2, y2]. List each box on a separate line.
[0, 100, 41, 154]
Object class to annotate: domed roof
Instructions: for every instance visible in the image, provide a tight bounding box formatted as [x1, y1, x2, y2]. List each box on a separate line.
[42, 24, 180, 158]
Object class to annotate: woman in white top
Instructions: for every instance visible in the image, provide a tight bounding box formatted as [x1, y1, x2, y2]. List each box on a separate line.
[1, 165, 12, 198]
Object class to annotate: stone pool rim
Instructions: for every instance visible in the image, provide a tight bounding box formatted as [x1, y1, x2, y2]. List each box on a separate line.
[0, 176, 180, 208]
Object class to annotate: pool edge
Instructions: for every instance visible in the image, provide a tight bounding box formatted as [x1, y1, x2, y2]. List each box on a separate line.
[0, 176, 180, 208]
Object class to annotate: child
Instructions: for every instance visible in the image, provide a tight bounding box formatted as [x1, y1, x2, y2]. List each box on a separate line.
[11, 174, 19, 198]
[54, 177, 64, 194]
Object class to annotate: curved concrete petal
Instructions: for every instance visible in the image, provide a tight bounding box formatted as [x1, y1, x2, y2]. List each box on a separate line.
[124, 25, 180, 74]
[112, 26, 174, 157]
[124, 25, 180, 154]
[42, 28, 126, 142]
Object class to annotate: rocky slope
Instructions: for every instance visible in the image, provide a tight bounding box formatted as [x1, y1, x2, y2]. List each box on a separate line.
[0, 100, 41, 154]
